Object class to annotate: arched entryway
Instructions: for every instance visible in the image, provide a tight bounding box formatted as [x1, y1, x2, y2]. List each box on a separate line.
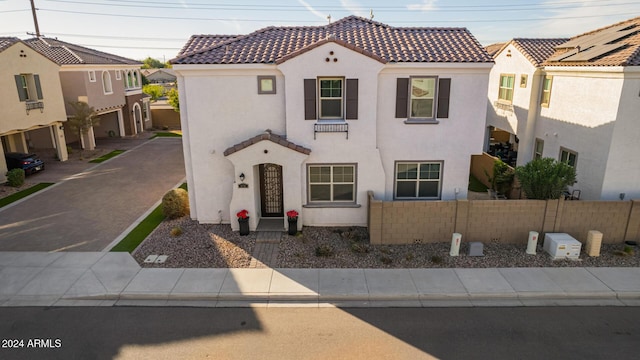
[259, 163, 283, 217]
[133, 103, 143, 134]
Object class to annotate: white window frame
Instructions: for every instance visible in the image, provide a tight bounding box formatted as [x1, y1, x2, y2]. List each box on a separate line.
[541, 75, 553, 107]
[394, 161, 443, 200]
[498, 74, 515, 103]
[102, 71, 113, 94]
[20, 74, 31, 100]
[115, 70, 122, 80]
[560, 147, 577, 167]
[318, 77, 344, 120]
[88, 70, 96, 82]
[534, 138, 544, 159]
[409, 76, 437, 119]
[307, 164, 356, 203]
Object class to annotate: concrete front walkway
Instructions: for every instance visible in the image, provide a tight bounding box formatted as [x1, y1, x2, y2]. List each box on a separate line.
[1, 252, 639, 308]
[0, 137, 185, 252]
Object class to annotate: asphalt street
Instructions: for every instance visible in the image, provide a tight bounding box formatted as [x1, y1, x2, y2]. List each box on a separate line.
[0, 137, 185, 251]
[1, 307, 639, 360]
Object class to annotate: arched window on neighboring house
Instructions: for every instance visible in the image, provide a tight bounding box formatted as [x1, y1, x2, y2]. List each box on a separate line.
[102, 71, 113, 94]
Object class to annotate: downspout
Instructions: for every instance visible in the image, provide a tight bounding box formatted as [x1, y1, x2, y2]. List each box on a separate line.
[516, 68, 543, 166]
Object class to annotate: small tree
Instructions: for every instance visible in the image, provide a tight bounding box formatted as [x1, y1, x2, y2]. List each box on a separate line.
[143, 84, 164, 101]
[515, 158, 576, 199]
[67, 101, 100, 151]
[485, 159, 515, 196]
[167, 88, 179, 112]
[141, 57, 165, 69]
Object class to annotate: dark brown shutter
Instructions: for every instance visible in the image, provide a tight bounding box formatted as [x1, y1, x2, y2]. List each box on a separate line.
[345, 78, 358, 120]
[436, 78, 451, 118]
[395, 78, 408, 118]
[15, 75, 27, 101]
[304, 79, 316, 120]
[34, 74, 43, 100]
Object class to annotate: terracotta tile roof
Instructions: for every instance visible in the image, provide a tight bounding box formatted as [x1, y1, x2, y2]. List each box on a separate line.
[223, 130, 311, 156]
[543, 16, 640, 67]
[0, 37, 20, 53]
[506, 38, 570, 66]
[24, 37, 141, 65]
[178, 35, 238, 57]
[173, 16, 492, 65]
[485, 42, 506, 57]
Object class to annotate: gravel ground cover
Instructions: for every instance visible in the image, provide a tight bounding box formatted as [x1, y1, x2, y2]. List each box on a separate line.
[133, 217, 640, 269]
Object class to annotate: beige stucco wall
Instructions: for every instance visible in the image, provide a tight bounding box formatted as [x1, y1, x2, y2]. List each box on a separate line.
[60, 69, 126, 114]
[0, 42, 66, 135]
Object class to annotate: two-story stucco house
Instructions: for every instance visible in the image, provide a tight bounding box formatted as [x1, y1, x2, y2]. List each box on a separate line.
[1, 37, 68, 182]
[172, 16, 493, 231]
[25, 38, 149, 149]
[486, 17, 640, 200]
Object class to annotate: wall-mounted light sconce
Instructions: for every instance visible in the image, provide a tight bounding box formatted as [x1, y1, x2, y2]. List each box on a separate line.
[59, 125, 64, 131]
[239, 173, 245, 182]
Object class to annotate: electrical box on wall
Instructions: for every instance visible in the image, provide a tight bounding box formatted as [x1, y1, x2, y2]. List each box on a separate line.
[543, 233, 582, 260]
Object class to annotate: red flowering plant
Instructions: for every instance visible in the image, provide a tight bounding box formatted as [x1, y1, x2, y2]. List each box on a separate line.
[286, 210, 299, 220]
[236, 210, 249, 220]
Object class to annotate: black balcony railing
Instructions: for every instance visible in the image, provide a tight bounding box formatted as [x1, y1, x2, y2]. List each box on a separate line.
[25, 100, 44, 113]
[314, 122, 348, 139]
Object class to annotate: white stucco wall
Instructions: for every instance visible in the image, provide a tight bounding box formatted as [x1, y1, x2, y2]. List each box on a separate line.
[601, 72, 640, 200]
[536, 68, 623, 199]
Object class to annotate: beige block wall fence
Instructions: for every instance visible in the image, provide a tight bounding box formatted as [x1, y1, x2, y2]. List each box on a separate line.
[367, 191, 640, 246]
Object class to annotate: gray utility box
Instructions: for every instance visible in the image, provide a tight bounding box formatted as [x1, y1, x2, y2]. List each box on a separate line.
[543, 233, 582, 260]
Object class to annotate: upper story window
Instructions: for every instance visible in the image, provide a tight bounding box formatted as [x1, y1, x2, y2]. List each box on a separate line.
[520, 74, 528, 88]
[304, 78, 358, 121]
[560, 147, 577, 167]
[14, 74, 43, 102]
[88, 70, 96, 82]
[410, 77, 436, 119]
[498, 74, 515, 103]
[257, 75, 276, 94]
[319, 78, 343, 119]
[102, 71, 113, 94]
[115, 70, 122, 80]
[541, 75, 553, 107]
[395, 77, 450, 123]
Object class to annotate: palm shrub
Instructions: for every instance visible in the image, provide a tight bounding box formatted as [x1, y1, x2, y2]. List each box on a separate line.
[6, 168, 25, 187]
[162, 188, 189, 219]
[515, 158, 576, 199]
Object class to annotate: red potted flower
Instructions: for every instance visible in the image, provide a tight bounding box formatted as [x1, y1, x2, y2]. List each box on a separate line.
[237, 210, 250, 235]
[286, 210, 299, 235]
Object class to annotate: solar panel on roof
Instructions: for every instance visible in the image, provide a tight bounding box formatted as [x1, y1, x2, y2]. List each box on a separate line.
[557, 23, 633, 49]
[561, 43, 626, 61]
[547, 48, 579, 62]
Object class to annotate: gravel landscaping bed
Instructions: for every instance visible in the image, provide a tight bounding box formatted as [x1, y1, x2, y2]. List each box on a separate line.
[133, 217, 640, 268]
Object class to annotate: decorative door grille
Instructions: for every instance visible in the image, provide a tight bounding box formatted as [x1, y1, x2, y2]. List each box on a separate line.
[260, 163, 283, 217]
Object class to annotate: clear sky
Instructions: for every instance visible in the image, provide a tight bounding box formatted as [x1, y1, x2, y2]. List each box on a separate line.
[1, 0, 639, 61]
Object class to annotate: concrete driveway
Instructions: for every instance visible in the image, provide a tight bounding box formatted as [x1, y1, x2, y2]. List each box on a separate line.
[0, 137, 185, 251]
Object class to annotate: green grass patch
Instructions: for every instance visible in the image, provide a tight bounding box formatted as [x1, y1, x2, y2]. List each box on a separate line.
[151, 131, 182, 139]
[0, 183, 54, 208]
[89, 150, 126, 163]
[110, 183, 188, 253]
[110, 204, 164, 253]
[468, 174, 489, 192]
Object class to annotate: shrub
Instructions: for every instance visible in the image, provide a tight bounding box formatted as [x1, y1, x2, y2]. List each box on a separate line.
[350, 242, 370, 254]
[170, 226, 183, 237]
[6, 168, 25, 187]
[431, 255, 443, 264]
[162, 188, 189, 219]
[380, 255, 393, 265]
[315, 245, 334, 257]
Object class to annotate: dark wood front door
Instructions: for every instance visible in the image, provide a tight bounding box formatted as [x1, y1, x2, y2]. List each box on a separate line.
[259, 163, 284, 217]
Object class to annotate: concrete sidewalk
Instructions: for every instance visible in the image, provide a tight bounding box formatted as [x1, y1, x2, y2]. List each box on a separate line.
[1, 252, 640, 308]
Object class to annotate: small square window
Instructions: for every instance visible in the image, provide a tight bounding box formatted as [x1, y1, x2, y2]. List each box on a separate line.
[88, 70, 96, 82]
[258, 76, 276, 94]
[115, 70, 122, 80]
[520, 74, 528, 88]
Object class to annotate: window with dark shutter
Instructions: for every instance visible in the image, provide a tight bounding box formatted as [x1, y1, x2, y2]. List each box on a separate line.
[345, 79, 358, 120]
[15, 75, 28, 101]
[34, 74, 43, 100]
[436, 78, 450, 118]
[304, 79, 317, 120]
[395, 78, 409, 118]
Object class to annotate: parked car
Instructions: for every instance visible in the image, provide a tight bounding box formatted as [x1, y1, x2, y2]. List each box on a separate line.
[4, 152, 45, 175]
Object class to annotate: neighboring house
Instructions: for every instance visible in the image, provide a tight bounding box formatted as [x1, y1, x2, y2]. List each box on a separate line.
[487, 16, 640, 200]
[142, 68, 177, 84]
[0, 37, 68, 182]
[172, 16, 493, 231]
[486, 38, 568, 167]
[25, 38, 150, 149]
